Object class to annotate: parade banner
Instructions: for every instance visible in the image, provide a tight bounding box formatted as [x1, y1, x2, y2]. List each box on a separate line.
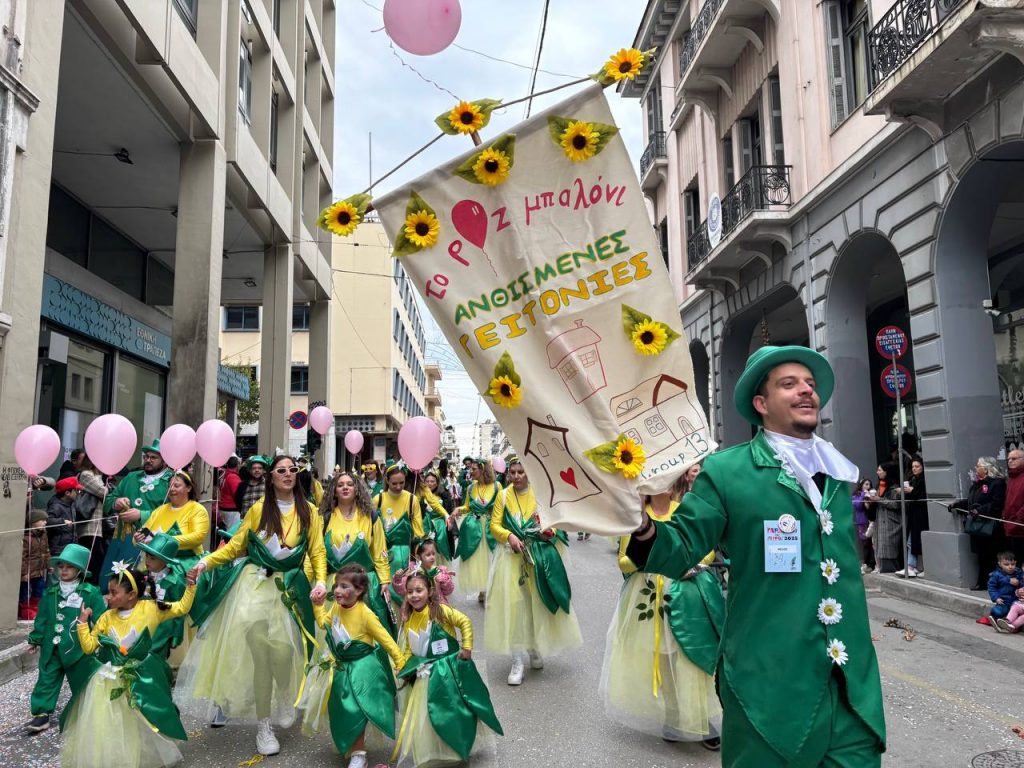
[374, 84, 715, 534]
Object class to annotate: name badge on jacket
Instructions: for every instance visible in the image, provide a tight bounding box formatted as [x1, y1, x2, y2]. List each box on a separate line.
[764, 521, 801, 573]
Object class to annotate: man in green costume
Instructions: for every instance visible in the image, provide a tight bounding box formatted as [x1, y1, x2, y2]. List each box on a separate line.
[627, 346, 885, 767]
[99, 440, 173, 592]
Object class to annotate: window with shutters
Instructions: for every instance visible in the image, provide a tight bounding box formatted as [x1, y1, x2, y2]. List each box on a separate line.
[723, 137, 735, 189]
[823, 0, 871, 128]
[768, 77, 785, 166]
[738, 110, 762, 173]
[646, 81, 663, 137]
[683, 188, 700, 239]
[658, 218, 670, 270]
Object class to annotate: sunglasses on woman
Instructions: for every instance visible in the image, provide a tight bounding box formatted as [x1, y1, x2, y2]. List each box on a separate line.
[273, 466, 299, 475]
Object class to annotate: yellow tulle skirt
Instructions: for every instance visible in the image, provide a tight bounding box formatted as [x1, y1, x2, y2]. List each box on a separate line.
[484, 546, 582, 657]
[173, 564, 305, 727]
[457, 547, 491, 595]
[296, 647, 334, 735]
[599, 573, 721, 739]
[61, 664, 182, 768]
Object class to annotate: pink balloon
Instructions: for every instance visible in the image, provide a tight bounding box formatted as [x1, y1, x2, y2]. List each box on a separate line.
[196, 419, 236, 467]
[397, 417, 441, 471]
[309, 406, 334, 436]
[84, 414, 138, 476]
[14, 425, 61, 476]
[452, 200, 487, 249]
[383, 0, 461, 56]
[492, 456, 507, 474]
[344, 430, 365, 455]
[160, 424, 197, 471]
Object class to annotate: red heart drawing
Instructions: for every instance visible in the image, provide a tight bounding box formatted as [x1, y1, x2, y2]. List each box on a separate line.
[559, 468, 578, 489]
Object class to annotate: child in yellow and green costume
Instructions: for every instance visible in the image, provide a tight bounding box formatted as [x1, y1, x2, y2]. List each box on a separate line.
[455, 458, 502, 597]
[62, 564, 196, 768]
[485, 457, 581, 684]
[394, 568, 502, 766]
[373, 464, 425, 576]
[136, 533, 190, 660]
[600, 493, 722, 746]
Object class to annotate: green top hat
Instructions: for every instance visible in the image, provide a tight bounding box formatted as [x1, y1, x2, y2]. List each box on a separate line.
[137, 533, 180, 565]
[247, 454, 270, 468]
[51, 543, 91, 576]
[217, 521, 242, 542]
[141, 439, 162, 455]
[733, 345, 835, 426]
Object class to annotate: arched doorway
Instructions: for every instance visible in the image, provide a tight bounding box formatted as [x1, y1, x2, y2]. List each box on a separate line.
[689, 340, 711, 424]
[719, 285, 807, 445]
[826, 232, 914, 479]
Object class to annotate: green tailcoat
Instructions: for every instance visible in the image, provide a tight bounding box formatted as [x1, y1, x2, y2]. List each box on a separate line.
[641, 430, 885, 760]
[29, 581, 106, 668]
[149, 568, 188, 658]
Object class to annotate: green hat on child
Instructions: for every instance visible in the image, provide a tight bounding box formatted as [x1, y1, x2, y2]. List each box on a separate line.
[136, 533, 180, 565]
[51, 543, 91, 576]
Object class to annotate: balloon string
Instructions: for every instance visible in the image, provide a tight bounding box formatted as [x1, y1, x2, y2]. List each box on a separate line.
[387, 38, 460, 101]
[480, 248, 498, 277]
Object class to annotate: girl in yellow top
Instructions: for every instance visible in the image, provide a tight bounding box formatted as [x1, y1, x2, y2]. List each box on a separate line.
[415, 470, 456, 564]
[301, 564, 405, 768]
[176, 454, 328, 758]
[134, 471, 209, 569]
[455, 459, 501, 600]
[62, 565, 197, 768]
[394, 569, 502, 766]
[485, 457, 582, 686]
[599, 488, 723, 749]
[373, 465, 425, 572]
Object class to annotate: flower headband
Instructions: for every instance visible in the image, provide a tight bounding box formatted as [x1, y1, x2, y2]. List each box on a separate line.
[110, 560, 139, 593]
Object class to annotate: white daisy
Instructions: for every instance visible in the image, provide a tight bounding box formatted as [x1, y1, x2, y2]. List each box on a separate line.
[826, 638, 849, 666]
[819, 510, 834, 536]
[820, 559, 840, 585]
[817, 597, 843, 625]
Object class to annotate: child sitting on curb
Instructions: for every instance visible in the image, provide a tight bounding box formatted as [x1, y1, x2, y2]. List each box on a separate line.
[988, 551, 1023, 631]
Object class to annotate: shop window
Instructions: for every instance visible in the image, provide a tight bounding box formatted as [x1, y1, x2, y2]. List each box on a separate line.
[225, 306, 260, 331]
[293, 304, 310, 330]
[115, 357, 166, 452]
[90, 217, 145, 301]
[46, 185, 90, 267]
[45, 340, 109, 459]
[291, 365, 309, 394]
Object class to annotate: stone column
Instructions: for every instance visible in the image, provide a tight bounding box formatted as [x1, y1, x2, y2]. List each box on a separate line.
[168, 139, 226, 427]
[308, 298, 332, 474]
[258, 244, 293, 454]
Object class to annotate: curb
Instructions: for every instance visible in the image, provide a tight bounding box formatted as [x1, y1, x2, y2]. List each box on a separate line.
[0, 641, 33, 687]
[865, 572, 990, 620]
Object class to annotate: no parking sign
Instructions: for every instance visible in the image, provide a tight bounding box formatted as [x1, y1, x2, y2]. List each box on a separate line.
[875, 325, 908, 359]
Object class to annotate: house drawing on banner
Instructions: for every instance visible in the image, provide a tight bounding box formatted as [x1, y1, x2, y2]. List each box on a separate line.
[546, 319, 607, 404]
[609, 374, 706, 459]
[523, 415, 601, 507]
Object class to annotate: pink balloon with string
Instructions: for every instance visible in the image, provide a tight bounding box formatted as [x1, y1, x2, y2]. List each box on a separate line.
[383, 0, 461, 56]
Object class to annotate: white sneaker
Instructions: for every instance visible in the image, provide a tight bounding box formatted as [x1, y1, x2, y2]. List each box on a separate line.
[507, 655, 525, 685]
[860, 564, 871, 574]
[210, 706, 228, 728]
[256, 718, 280, 756]
[347, 751, 368, 768]
[907, 567, 919, 578]
[528, 649, 544, 670]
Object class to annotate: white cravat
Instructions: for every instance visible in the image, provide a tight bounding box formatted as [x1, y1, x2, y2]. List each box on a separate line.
[764, 430, 860, 513]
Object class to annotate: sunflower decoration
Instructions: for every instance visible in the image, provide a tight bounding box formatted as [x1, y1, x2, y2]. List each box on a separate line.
[436, 98, 502, 136]
[485, 352, 523, 409]
[585, 434, 647, 481]
[622, 304, 681, 356]
[453, 134, 516, 186]
[548, 116, 619, 163]
[317, 193, 372, 237]
[392, 191, 441, 258]
[592, 47, 656, 86]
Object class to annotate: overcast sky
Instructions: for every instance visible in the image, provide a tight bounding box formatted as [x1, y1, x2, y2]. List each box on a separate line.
[334, 1, 647, 454]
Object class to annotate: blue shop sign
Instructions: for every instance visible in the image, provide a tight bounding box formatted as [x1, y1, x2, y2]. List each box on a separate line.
[41, 275, 171, 368]
[217, 365, 251, 400]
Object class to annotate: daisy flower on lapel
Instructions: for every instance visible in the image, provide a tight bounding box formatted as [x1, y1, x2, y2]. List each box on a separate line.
[820, 559, 840, 585]
[817, 598, 843, 625]
[826, 639, 848, 666]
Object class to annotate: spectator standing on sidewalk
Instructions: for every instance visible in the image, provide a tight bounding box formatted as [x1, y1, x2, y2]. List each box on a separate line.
[853, 479, 876, 574]
[967, 457, 1008, 590]
[895, 457, 928, 578]
[218, 456, 242, 529]
[75, 455, 109, 585]
[46, 477, 80, 556]
[1002, 450, 1024, 562]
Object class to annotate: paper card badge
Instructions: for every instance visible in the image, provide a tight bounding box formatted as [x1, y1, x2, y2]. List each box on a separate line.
[373, 84, 715, 535]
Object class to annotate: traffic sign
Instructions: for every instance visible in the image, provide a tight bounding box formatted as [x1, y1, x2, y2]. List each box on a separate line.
[880, 364, 912, 398]
[875, 325, 908, 359]
[288, 410, 307, 429]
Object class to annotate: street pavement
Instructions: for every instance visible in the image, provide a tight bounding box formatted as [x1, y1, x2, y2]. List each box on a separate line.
[2, 540, 1024, 767]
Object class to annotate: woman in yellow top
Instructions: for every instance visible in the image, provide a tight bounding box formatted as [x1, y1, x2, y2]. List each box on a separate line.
[415, 470, 456, 564]
[134, 471, 209, 569]
[486, 457, 581, 686]
[394, 569, 502, 766]
[177, 454, 328, 758]
[372, 465, 425, 572]
[455, 458, 501, 601]
[599, 487, 723, 750]
[62, 565, 197, 768]
[314, 470, 393, 632]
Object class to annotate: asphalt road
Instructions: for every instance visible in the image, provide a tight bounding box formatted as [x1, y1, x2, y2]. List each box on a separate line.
[3, 539, 1024, 767]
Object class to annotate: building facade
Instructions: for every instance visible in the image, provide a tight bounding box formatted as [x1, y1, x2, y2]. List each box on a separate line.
[626, 0, 1024, 587]
[0, 0, 335, 627]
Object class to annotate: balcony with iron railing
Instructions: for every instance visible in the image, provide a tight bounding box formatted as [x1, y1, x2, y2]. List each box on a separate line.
[640, 131, 668, 189]
[864, 0, 1020, 124]
[686, 164, 793, 283]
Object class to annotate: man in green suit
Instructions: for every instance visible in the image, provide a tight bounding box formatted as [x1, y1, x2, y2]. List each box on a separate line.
[628, 345, 885, 767]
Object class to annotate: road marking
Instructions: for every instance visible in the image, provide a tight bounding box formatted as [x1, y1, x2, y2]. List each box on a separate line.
[879, 662, 1020, 729]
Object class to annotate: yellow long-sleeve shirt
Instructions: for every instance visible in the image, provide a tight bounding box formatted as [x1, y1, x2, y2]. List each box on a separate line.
[203, 499, 327, 587]
[77, 584, 196, 655]
[417, 488, 448, 519]
[372, 490, 424, 539]
[323, 509, 391, 584]
[490, 485, 537, 546]
[459, 482, 500, 515]
[402, 604, 474, 652]
[146, 501, 210, 554]
[313, 599, 405, 667]
[618, 500, 714, 574]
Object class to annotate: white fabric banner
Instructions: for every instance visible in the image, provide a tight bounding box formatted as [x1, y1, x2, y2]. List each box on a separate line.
[374, 85, 715, 534]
